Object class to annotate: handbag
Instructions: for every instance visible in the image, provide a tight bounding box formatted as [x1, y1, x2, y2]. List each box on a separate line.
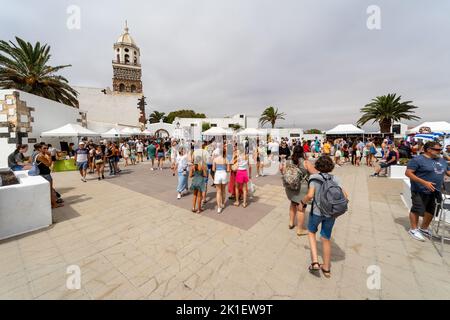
[28, 153, 40, 176]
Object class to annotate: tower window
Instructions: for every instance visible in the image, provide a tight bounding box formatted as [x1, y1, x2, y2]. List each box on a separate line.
[117, 48, 120, 52]
[134, 51, 137, 55]
[134, 57, 137, 65]
[131, 85, 136, 93]
[124, 48, 129, 52]
[124, 54, 130, 64]
[119, 83, 125, 92]
[116, 54, 120, 63]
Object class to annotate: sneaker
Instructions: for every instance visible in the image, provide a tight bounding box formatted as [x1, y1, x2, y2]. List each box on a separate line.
[217, 207, 222, 214]
[151, 168, 154, 171]
[419, 228, 431, 238]
[177, 193, 181, 199]
[98, 177, 101, 181]
[408, 229, 426, 241]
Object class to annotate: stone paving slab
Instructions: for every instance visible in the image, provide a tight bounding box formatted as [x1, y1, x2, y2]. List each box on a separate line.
[0, 160, 449, 300]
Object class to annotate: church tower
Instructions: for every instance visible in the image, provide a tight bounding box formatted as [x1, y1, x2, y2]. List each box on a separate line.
[112, 21, 143, 94]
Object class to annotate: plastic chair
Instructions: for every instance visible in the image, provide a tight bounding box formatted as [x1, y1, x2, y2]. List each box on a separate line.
[430, 183, 450, 257]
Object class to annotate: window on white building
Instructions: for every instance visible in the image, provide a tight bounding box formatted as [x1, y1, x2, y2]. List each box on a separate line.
[211, 124, 217, 127]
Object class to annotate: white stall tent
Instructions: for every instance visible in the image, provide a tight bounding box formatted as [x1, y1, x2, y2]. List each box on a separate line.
[41, 123, 100, 137]
[406, 121, 450, 134]
[326, 124, 365, 135]
[101, 128, 122, 138]
[202, 127, 230, 136]
[237, 128, 265, 136]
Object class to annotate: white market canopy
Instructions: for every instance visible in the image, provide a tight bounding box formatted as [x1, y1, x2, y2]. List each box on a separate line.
[202, 127, 231, 136]
[406, 121, 450, 135]
[237, 128, 265, 136]
[326, 124, 365, 135]
[141, 129, 152, 135]
[101, 128, 122, 138]
[120, 127, 137, 136]
[41, 123, 100, 137]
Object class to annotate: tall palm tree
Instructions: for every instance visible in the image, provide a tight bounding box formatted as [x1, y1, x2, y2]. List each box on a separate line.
[259, 106, 285, 128]
[0, 37, 78, 107]
[149, 111, 166, 123]
[357, 94, 420, 133]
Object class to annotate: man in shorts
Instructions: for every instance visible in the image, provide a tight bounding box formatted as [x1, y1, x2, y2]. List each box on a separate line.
[406, 141, 450, 241]
[74, 141, 89, 182]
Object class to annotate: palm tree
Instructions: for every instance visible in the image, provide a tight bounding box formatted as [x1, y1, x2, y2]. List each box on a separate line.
[149, 111, 166, 123]
[357, 94, 420, 133]
[259, 106, 285, 128]
[0, 37, 78, 107]
[229, 123, 243, 131]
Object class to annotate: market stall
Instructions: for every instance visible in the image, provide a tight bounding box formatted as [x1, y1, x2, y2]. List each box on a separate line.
[41, 123, 100, 172]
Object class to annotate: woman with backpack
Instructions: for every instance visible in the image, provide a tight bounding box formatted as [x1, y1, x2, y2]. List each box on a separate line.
[283, 145, 311, 236]
[301, 155, 348, 278]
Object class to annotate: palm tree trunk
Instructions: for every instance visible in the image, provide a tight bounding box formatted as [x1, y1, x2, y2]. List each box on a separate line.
[379, 119, 392, 134]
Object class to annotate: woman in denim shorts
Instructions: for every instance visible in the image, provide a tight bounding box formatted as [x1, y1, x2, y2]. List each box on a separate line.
[301, 155, 348, 278]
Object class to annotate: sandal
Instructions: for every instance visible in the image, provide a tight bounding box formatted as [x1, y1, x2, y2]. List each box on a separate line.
[196, 209, 202, 214]
[320, 264, 331, 278]
[192, 208, 197, 213]
[288, 223, 295, 229]
[233, 202, 240, 207]
[308, 262, 321, 277]
[242, 202, 248, 208]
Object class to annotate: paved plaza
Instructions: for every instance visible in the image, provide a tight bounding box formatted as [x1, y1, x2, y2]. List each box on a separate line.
[0, 162, 449, 300]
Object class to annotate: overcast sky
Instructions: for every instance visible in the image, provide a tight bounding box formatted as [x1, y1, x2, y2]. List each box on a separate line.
[1, 0, 449, 130]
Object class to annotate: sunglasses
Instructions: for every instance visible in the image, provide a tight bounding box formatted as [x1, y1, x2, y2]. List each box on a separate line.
[430, 148, 442, 151]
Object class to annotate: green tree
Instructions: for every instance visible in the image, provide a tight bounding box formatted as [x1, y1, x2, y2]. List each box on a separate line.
[165, 109, 206, 124]
[259, 106, 285, 128]
[149, 111, 166, 123]
[0, 37, 78, 107]
[202, 122, 211, 132]
[357, 93, 420, 133]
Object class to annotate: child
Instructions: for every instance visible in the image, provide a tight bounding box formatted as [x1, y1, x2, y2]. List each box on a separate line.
[301, 155, 348, 278]
[130, 146, 137, 165]
[190, 163, 207, 214]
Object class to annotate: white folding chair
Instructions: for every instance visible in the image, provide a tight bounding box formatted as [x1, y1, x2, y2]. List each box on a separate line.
[430, 183, 450, 257]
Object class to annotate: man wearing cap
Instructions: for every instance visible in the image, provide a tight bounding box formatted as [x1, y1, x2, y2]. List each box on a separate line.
[74, 141, 89, 182]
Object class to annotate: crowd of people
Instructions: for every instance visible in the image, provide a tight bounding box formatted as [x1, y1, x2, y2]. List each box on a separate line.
[6, 133, 450, 277]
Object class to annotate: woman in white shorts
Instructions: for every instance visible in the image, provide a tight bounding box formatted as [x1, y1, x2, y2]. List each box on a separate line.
[213, 147, 230, 214]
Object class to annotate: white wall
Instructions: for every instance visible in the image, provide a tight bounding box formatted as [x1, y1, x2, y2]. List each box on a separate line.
[0, 90, 81, 168]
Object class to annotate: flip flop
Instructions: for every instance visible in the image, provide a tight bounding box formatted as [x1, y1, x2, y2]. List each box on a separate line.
[320, 264, 331, 278]
[309, 262, 321, 277]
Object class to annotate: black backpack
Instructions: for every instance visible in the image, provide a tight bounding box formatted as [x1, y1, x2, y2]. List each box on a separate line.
[309, 173, 348, 218]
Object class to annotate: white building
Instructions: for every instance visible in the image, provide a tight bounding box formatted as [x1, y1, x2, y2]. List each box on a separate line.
[73, 86, 141, 131]
[73, 23, 144, 131]
[174, 113, 259, 131]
